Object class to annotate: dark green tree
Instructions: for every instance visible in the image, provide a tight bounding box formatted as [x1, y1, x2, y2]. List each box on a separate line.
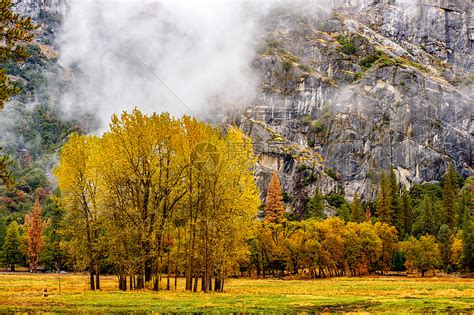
[376, 171, 392, 224]
[350, 192, 364, 223]
[442, 163, 458, 229]
[413, 195, 440, 236]
[461, 210, 474, 271]
[389, 168, 401, 231]
[1, 0, 36, 186]
[437, 224, 452, 268]
[399, 189, 413, 239]
[0, 0, 36, 108]
[2, 221, 22, 271]
[338, 204, 351, 223]
[305, 189, 324, 219]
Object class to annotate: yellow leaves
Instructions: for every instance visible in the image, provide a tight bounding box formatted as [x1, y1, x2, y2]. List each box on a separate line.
[56, 109, 261, 277]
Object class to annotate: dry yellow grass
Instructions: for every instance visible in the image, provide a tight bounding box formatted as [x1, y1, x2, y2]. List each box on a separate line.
[0, 273, 472, 313]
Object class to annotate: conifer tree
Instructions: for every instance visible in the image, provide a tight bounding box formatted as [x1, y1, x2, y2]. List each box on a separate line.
[365, 207, 372, 222]
[442, 163, 458, 229]
[338, 204, 351, 223]
[25, 197, 47, 272]
[414, 195, 440, 236]
[376, 171, 392, 224]
[437, 224, 452, 268]
[389, 168, 401, 230]
[350, 192, 364, 223]
[399, 189, 413, 238]
[264, 172, 286, 224]
[0, 0, 36, 108]
[461, 210, 474, 271]
[0, 0, 35, 186]
[306, 189, 324, 219]
[2, 222, 21, 271]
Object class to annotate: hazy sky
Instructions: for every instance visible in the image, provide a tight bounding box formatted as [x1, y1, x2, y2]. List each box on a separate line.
[59, 0, 270, 127]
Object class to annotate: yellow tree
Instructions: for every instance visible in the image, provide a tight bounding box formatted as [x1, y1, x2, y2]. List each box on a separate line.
[373, 222, 398, 273]
[24, 196, 47, 272]
[264, 172, 286, 224]
[54, 134, 103, 290]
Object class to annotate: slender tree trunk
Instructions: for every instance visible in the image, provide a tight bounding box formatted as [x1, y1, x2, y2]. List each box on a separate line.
[95, 262, 100, 290]
[193, 274, 198, 292]
[90, 269, 95, 290]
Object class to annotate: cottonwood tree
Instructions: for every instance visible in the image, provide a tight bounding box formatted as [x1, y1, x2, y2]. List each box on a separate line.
[56, 110, 260, 292]
[402, 235, 441, 277]
[54, 134, 103, 290]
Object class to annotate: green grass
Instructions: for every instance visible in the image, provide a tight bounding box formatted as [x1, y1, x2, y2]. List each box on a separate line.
[0, 274, 472, 313]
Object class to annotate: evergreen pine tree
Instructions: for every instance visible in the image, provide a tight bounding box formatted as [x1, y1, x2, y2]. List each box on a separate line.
[338, 204, 351, 223]
[2, 222, 22, 271]
[400, 189, 413, 238]
[389, 168, 401, 230]
[264, 172, 286, 224]
[350, 192, 364, 223]
[414, 195, 440, 236]
[306, 189, 324, 219]
[442, 163, 458, 229]
[461, 209, 474, 271]
[376, 171, 392, 224]
[437, 224, 452, 268]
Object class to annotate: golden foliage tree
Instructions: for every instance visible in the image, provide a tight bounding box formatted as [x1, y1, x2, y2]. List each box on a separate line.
[264, 172, 286, 224]
[55, 110, 260, 292]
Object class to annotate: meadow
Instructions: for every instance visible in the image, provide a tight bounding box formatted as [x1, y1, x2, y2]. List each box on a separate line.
[0, 274, 472, 313]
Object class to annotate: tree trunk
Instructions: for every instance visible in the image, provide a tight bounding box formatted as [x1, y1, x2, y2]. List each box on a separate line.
[90, 270, 95, 290]
[193, 274, 198, 292]
[95, 264, 100, 290]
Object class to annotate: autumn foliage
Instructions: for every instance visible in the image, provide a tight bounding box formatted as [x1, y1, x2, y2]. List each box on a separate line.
[55, 110, 260, 291]
[24, 197, 47, 272]
[264, 172, 286, 224]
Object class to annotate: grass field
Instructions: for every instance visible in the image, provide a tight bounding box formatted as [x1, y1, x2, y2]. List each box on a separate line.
[0, 273, 472, 313]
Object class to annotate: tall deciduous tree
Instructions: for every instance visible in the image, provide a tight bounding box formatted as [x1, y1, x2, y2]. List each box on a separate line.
[54, 134, 103, 290]
[402, 235, 441, 277]
[25, 197, 47, 272]
[264, 172, 286, 224]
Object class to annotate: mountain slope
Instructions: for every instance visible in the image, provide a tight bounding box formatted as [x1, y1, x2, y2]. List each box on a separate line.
[236, 1, 472, 211]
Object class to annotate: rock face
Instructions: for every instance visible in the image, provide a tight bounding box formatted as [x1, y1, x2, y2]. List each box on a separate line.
[237, 0, 473, 211]
[13, 0, 66, 45]
[11, 0, 473, 214]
